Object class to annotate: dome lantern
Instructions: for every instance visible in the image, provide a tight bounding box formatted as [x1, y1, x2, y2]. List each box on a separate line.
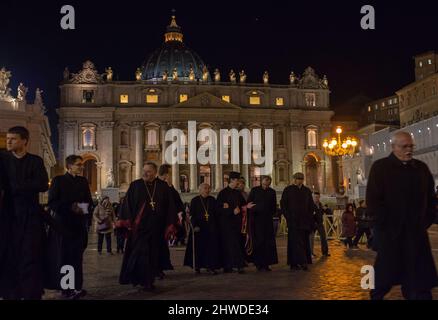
[164, 15, 183, 43]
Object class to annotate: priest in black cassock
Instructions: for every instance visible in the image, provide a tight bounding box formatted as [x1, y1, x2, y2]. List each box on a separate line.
[247, 176, 278, 271]
[367, 132, 438, 300]
[157, 164, 182, 277]
[47, 154, 93, 299]
[280, 172, 314, 271]
[184, 183, 221, 274]
[217, 171, 255, 274]
[119, 162, 177, 291]
[0, 127, 48, 300]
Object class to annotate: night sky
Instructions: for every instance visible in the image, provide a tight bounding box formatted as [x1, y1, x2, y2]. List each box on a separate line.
[1, 0, 437, 154]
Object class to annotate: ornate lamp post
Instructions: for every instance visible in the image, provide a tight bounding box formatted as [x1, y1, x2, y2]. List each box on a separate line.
[322, 126, 358, 190]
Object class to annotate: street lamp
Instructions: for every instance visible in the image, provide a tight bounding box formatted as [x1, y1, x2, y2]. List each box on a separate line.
[323, 126, 358, 157]
[323, 126, 358, 191]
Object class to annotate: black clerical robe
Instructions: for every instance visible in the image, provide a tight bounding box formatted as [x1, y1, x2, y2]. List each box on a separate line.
[216, 186, 246, 270]
[158, 186, 183, 272]
[0, 158, 8, 297]
[367, 153, 438, 294]
[247, 186, 278, 268]
[0, 152, 48, 299]
[47, 172, 93, 291]
[280, 184, 314, 267]
[184, 195, 220, 270]
[119, 178, 177, 288]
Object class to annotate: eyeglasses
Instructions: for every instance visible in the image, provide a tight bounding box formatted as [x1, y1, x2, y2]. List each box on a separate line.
[395, 144, 415, 149]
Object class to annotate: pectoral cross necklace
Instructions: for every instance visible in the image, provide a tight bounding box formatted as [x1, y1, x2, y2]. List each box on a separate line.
[145, 180, 157, 211]
[200, 196, 209, 222]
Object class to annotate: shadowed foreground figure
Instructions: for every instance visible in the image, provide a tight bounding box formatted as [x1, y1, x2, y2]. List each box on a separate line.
[0, 127, 48, 300]
[119, 162, 177, 291]
[367, 131, 438, 300]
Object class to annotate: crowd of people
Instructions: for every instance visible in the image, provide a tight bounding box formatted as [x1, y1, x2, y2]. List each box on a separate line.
[0, 127, 437, 300]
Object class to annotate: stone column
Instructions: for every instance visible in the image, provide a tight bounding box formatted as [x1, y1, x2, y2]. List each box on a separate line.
[134, 122, 144, 180]
[100, 121, 115, 188]
[161, 123, 168, 164]
[242, 164, 249, 187]
[96, 161, 103, 195]
[64, 121, 77, 165]
[172, 163, 180, 191]
[290, 123, 303, 175]
[190, 164, 197, 192]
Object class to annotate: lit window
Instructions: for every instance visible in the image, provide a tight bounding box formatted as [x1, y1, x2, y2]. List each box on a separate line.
[147, 129, 158, 146]
[179, 94, 188, 103]
[419, 61, 423, 67]
[382, 102, 385, 107]
[375, 104, 378, 110]
[305, 93, 316, 107]
[82, 127, 95, 148]
[368, 106, 371, 112]
[222, 95, 230, 103]
[307, 128, 317, 147]
[249, 96, 261, 105]
[428, 59, 432, 65]
[276, 97, 284, 106]
[146, 94, 158, 103]
[120, 94, 129, 104]
[394, 98, 398, 103]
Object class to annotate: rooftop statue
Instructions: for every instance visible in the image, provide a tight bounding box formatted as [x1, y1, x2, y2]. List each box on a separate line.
[229, 69, 236, 83]
[105, 67, 113, 81]
[17, 83, 28, 101]
[189, 67, 195, 81]
[172, 68, 178, 81]
[239, 70, 246, 83]
[263, 71, 269, 84]
[135, 68, 142, 81]
[202, 65, 209, 82]
[214, 68, 221, 82]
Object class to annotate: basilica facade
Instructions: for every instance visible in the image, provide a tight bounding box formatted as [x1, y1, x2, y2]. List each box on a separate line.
[58, 16, 335, 196]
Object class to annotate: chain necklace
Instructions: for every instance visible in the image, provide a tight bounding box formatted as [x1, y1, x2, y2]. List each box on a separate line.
[144, 179, 157, 211]
[199, 196, 209, 221]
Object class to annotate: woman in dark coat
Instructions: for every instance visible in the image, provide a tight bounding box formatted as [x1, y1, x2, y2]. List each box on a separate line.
[341, 203, 356, 248]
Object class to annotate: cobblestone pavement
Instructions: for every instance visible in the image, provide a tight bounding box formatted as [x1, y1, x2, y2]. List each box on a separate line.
[43, 225, 438, 300]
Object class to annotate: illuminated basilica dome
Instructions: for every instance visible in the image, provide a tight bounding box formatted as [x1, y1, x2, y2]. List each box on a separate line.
[141, 16, 209, 82]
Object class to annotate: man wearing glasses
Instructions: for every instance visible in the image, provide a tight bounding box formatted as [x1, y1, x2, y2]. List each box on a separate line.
[367, 131, 438, 300]
[48, 155, 93, 299]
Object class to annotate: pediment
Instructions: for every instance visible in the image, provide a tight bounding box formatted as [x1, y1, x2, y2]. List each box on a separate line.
[170, 92, 241, 110]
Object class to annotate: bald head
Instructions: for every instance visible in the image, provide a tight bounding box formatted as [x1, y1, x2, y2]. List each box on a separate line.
[199, 183, 211, 197]
[391, 131, 414, 162]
